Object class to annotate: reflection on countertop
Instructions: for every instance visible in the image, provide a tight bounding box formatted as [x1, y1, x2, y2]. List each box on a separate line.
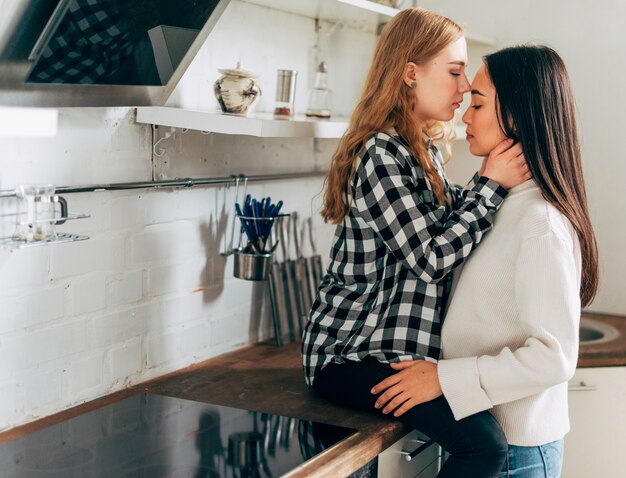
[0, 392, 356, 478]
[0, 342, 406, 478]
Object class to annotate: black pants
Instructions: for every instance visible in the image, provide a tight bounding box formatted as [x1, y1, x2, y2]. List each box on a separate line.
[313, 358, 507, 478]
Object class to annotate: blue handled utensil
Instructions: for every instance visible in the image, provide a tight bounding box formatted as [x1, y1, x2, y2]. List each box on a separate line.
[235, 196, 284, 253]
[262, 200, 281, 244]
[252, 199, 262, 237]
[264, 196, 273, 217]
[235, 203, 257, 247]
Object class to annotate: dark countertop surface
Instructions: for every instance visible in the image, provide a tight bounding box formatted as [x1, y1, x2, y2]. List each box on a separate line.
[1, 312, 623, 477]
[133, 341, 408, 478]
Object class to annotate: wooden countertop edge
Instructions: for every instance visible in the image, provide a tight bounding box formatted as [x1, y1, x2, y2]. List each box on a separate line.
[577, 356, 626, 367]
[284, 423, 407, 478]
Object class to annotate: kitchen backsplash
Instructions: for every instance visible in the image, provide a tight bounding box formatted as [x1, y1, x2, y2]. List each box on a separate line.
[0, 110, 338, 431]
[0, 0, 356, 431]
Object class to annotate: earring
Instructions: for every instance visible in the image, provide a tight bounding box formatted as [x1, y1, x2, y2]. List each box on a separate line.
[410, 81, 417, 89]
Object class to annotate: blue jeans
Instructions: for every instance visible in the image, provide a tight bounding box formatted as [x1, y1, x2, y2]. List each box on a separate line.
[500, 439, 564, 477]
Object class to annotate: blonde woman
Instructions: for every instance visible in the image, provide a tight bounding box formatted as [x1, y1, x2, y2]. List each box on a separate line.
[301, 8, 530, 478]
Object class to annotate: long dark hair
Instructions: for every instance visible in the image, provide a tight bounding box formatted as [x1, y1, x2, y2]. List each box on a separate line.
[484, 45, 598, 307]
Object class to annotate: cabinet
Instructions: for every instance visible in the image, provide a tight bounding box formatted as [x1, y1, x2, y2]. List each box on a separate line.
[378, 430, 442, 478]
[563, 367, 626, 477]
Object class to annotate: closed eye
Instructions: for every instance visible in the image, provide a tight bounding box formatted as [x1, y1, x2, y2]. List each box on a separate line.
[472, 105, 482, 110]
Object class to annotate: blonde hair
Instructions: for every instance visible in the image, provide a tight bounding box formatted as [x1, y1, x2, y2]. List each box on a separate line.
[321, 8, 463, 224]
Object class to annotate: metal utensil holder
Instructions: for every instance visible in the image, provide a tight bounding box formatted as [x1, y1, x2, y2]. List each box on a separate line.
[233, 249, 274, 281]
[232, 213, 290, 347]
[233, 213, 285, 345]
[232, 212, 285, 254]
[220, 179, 287, 345]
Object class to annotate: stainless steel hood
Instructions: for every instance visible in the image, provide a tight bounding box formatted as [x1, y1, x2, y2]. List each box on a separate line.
[0, 0, 231, 107]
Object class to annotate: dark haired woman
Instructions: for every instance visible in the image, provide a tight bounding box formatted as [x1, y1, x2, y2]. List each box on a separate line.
[301, 8, 532, 478]
[371, 45, 599, 478]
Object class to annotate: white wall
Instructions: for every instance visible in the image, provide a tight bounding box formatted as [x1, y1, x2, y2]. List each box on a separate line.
[490, 0, 626, 314]
[0, 0, 373, 430]
[434, 0, 626, 315]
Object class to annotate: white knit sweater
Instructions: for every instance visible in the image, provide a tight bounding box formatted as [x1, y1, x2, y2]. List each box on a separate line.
[437, 180, 582, 446]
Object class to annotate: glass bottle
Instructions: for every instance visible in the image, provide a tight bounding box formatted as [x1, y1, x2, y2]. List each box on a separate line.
[305, 61, 332, 119]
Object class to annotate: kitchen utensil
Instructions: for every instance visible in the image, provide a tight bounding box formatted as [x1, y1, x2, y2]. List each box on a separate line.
[267, 262, 283, 346]
[221, 176, 241, 257]
[301, 218, 318, 308]
[227, 431, 271, 477]
[233, 250, 273, 281]
[268, 416, 282, 457]
[235, 195, 282, 254]
[266, 219, 283, 346]
[268, 222, 288, 345]
[289, 212, 308, 335]
[214, 61, 261, 115]
[278, 216, 298, 341]
[274, 69, 297, 116]
[306, 217, 325, 293]
[281, 417, 296, 449]
[13, 184, 67, 242]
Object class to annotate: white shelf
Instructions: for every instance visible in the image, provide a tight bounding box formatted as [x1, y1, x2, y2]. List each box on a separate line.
[240, 0, 496, 46]
[136, 107, 350, 138]
[335, 0, 399, 17]
[137, 107, 467, 141]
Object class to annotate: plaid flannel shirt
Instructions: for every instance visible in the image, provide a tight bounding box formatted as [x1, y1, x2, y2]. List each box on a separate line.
[302, 131, 508, 387]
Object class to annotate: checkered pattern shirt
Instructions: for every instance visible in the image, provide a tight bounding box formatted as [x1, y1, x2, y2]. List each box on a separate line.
[302, 131, 508, 387]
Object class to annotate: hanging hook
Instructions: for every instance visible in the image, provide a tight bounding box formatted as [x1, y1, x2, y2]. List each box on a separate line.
[221, 175, 241, 256]
[152, 125, 176, 158]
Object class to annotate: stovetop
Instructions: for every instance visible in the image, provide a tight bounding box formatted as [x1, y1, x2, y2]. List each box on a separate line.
[0, 393, 356, 477]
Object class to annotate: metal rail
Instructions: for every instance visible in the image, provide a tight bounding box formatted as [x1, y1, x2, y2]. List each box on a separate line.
[0, 171, 327, 198]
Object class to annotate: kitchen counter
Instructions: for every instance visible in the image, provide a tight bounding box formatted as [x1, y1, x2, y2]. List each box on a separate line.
[133, 341, 408, 478]
[578, 312, 626, 367]
[0, 340, 407, 477]
[1, 312, 623, 477]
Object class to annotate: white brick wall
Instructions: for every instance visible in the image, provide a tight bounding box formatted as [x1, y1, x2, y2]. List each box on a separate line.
[0, 0, 348, 430]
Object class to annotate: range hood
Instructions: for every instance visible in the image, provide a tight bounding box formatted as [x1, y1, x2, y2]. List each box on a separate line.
[0, 0, 231, 107]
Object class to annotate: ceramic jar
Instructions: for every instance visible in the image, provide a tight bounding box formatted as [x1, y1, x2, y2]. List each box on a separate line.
[214, 62, 261, 115]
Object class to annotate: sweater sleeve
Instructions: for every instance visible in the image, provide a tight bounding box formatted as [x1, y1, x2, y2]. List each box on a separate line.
[353, 141, 507, 283]
[437, 230, 581, 420]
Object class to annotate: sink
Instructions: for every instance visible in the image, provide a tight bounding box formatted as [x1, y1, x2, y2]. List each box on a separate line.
[579, 318, 620, 345]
